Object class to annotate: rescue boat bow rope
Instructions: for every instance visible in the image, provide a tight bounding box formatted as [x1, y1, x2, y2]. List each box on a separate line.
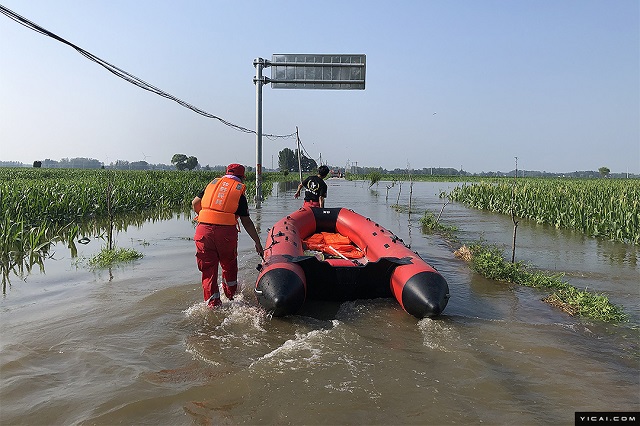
[0, 4, 296, 140]
[264, 227, 283, 252]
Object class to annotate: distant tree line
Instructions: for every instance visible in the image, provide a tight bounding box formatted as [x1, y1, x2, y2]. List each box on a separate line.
[278, 148, 317, 173]
[22, 157, 177, 170]
[171, 154, 199, 171]
[0, 156, 636, 178]
[1, 157, 217, 171]
[321, 166, 632, 179]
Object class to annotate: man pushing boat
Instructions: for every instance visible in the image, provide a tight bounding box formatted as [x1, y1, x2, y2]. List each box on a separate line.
[192, 163, 264, 308]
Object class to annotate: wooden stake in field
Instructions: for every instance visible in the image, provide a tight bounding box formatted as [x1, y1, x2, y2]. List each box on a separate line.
[511, 157, 519, 263]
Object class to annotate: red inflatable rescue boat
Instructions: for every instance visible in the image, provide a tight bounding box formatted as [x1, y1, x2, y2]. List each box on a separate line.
[255, 207, 450, 318]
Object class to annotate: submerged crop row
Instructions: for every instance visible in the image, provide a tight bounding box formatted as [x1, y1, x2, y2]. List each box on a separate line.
[0, 168, 289, 288]
[1, 168, 272, 227]
[446, 178, 640, 244]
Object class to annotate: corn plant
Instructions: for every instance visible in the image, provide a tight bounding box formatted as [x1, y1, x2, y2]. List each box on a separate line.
[447, 178, 640, 244]
[0, 168, 283, 287]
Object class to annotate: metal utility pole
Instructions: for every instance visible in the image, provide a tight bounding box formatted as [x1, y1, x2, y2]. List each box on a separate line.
[296, 127, 303, 183]
[253, 58, 266, 208]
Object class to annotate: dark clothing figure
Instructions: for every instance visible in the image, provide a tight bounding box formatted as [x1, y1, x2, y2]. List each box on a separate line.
[300, 175, 328, 207]
[294, 165, 330, 208]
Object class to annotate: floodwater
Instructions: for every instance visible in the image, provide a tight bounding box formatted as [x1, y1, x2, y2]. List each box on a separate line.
[1, 180, 638, 425]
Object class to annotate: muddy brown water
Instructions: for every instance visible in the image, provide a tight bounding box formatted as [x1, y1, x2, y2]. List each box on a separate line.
[1, 180, 638, 425]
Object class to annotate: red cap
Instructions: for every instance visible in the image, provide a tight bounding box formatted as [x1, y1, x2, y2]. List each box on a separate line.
[226, 163, 245, 178]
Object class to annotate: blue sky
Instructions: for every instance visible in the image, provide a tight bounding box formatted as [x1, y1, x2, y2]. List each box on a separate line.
[1, 0, 638, 173]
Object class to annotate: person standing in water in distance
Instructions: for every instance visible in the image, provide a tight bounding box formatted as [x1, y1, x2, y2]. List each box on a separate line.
[294, 165, 330, 208]
[192, 163, 264, 308]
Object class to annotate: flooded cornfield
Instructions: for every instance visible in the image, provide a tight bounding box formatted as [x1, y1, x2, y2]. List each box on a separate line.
[1, 180, 638, 425]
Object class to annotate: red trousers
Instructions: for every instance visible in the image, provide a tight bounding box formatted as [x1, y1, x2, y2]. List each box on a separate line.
[194, 223, 238, 302]
[303, 200, 321, 208]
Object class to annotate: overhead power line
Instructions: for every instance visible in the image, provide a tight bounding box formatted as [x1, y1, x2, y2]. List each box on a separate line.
[297, 138, 315, 162]
[0, 4, 295, 140]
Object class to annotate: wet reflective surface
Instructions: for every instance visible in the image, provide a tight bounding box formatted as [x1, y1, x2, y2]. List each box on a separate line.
[1, 180, 638, 425]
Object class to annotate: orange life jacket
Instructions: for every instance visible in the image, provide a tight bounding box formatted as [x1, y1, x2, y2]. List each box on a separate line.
[302, 232, 364, 259]
[197, 177, 245, 225]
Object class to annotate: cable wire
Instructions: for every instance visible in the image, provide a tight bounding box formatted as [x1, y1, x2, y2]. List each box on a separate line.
[0, 4, 296, 140]
[297, 137, 322, 166]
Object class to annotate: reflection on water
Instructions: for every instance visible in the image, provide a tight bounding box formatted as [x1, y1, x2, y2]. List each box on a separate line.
[276, 180, 300, 194]
[597, 238, 638, 266]
[1, 248, 50, 291]
[1, 207, 191, 289]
